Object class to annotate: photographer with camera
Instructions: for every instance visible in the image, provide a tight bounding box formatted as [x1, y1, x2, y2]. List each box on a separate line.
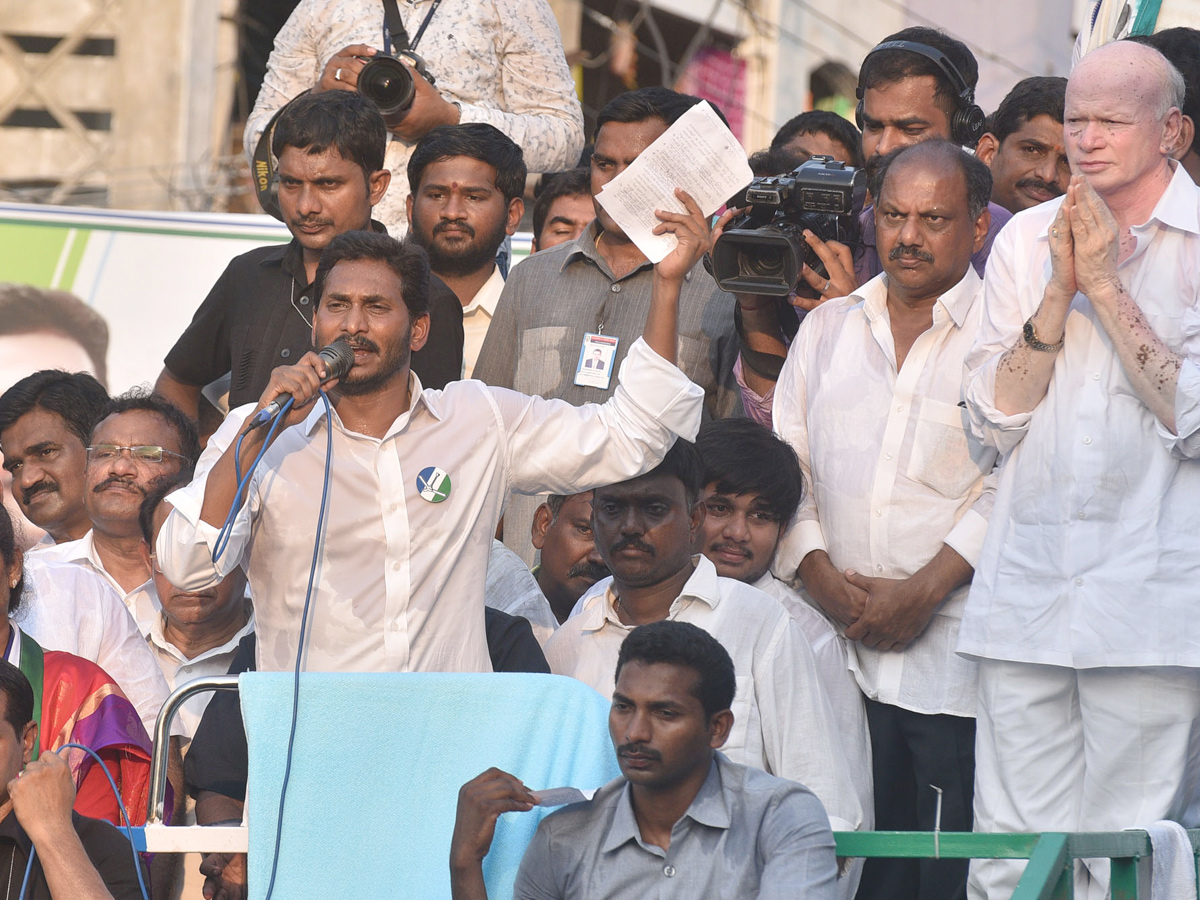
[771, 141, 999, 900]
[246, 0, 584, 237]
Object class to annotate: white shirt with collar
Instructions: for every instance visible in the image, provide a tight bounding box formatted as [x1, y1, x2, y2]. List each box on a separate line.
[14, 556, 171, 738]
[144, 588, 255, 741]
[462, 265, 506, 380]
[31, 530, 160, 635]
[961, 162, 1200, 668]
[543, 554, 864, 833]
[773, 268, 998, 718]
[159, 337, 703, 675]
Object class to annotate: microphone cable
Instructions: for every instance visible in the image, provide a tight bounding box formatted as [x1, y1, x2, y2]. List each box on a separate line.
[202, 386, 336, 900]
[18, 743, 151, 900]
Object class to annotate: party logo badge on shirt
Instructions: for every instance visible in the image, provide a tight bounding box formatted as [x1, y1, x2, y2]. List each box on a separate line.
[416, 466, 452, 503]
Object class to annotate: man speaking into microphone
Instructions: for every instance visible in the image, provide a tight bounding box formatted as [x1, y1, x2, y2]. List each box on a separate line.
[156, 195, 709, 675]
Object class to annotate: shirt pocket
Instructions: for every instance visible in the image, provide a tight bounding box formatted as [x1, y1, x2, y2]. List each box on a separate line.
[908, 399, 982, 499]
[515, 326, 572, 397]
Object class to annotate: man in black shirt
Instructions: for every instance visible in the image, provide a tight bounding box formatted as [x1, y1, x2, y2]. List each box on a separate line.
[155, 90, 462, 424]
[0, 660, 145, 900]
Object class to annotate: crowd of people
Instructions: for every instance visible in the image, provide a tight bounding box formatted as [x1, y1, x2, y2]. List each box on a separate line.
[0, 0, 1198, 897]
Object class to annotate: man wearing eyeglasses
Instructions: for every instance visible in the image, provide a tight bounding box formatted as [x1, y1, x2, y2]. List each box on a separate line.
[32, 392, 200, 634]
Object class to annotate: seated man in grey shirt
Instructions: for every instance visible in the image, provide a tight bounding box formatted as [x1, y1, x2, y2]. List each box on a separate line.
[449, 620, 838, 900]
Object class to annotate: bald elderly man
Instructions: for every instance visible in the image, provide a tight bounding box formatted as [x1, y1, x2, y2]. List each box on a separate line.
[961, 41, 1200, 900]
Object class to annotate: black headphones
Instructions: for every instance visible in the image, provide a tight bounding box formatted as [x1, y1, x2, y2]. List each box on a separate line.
[251, 90, 312, 222]
[854, 40, 987, 148]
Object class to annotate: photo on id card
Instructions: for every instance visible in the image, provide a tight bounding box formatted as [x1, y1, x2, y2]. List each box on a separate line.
[574, 333, 619, 389]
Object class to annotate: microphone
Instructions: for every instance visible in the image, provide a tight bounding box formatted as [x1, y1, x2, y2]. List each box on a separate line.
[246, 341, 356, 430]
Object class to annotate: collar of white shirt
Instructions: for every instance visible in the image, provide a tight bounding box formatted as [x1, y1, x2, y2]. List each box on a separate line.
[462, 265, 505, 318]
[855, 264, 981, 332]
[298, 370, 444, 439]
[1034, 160, 1200, 241]
[31, 530, 161, 629]
[579, 555, 722, 634]
[146, 604, 256, 666]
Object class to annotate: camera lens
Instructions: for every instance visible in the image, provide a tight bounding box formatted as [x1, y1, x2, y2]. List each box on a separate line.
[357, 56, 416, 117]
[740, 247, 787, 279]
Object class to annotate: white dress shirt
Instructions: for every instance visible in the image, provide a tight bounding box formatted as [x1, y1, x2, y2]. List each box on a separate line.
[485, 540, 557, 646]
[144, 591, 255, 741]
[773, 269, 998, 717]
[543, 555, 864, 833]
[754, 573, 873, 830]
[15, 556, 172, 738]
[961, 162, 1200, 668]
[244, 0, 584, 236]
[462, 266, 505, 380]
[159, 338, 702, 675]
[31, 531, 159, 635]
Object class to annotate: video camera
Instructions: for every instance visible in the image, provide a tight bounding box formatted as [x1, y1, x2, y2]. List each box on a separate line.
[356, 51, 436, 126]
[710, 155, 865, 296]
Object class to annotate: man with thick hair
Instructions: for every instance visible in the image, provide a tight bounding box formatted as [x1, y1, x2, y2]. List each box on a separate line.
[773, 140, 999, 900]
[475, 86, 741, 566]
[962, 42, 1200, 900]
[770, 109, 864, 169]
[450, 620, 839, 900]
[0, 371, 110, 545]
[34, 391, 198, 634]
[0, 285, 109, 388]
[156, 90, 463, 424]
[0, 659, 147, 899]
[544, 440, 864, 847]
[1129, 28, 1200, 184]
[975, 77, 1070, 214]
[694, 418, 874, 890]
[159, 199, 711, 678]
[243, 0, 584, 237]
[406, 124, 526, 378]
[530, 168, 593, 253]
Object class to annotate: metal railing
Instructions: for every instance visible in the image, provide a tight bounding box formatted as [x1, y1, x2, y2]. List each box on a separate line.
[834, 830, 1200, 899]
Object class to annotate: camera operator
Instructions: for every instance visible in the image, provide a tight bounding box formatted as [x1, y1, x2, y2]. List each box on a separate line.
[733, 29, 1016, 425]
[246, 0, 583, 238]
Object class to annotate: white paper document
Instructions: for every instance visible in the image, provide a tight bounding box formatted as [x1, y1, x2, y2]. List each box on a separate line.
[595, 101, 753, 263]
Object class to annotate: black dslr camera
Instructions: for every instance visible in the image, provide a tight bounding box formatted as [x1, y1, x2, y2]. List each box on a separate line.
[356, 51, 436, 125]
[710, 156, 865, 296]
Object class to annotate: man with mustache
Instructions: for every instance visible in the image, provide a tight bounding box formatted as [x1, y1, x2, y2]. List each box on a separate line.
[543, 440, 864, 854]
[530, 492, 609, 624]
[772, 141, 999, 900]
[155, 90, 463, 428]
[975, 77, 1070, 215]
[693, 419, 873, 851]
[158, 196, 711, 678]
[407, 124, 525, 378]
[0, 371, 109, 546]
[450, 621, 839, 900]
[34, 392, 199, 635]
[734, 28, 1013, 424]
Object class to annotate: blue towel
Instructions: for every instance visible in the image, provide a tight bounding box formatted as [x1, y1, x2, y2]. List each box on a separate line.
[241, 672, 620, 899]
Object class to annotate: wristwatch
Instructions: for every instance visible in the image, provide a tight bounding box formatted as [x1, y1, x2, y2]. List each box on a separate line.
[1023, 317, 1064, 353]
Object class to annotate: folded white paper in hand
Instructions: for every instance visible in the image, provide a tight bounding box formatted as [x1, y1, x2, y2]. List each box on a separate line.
[530, 787, 597, 807]
[596, 101, 753, 264]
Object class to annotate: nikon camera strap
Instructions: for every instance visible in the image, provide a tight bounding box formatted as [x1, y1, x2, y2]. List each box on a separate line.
[382, 0, 443, 56]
